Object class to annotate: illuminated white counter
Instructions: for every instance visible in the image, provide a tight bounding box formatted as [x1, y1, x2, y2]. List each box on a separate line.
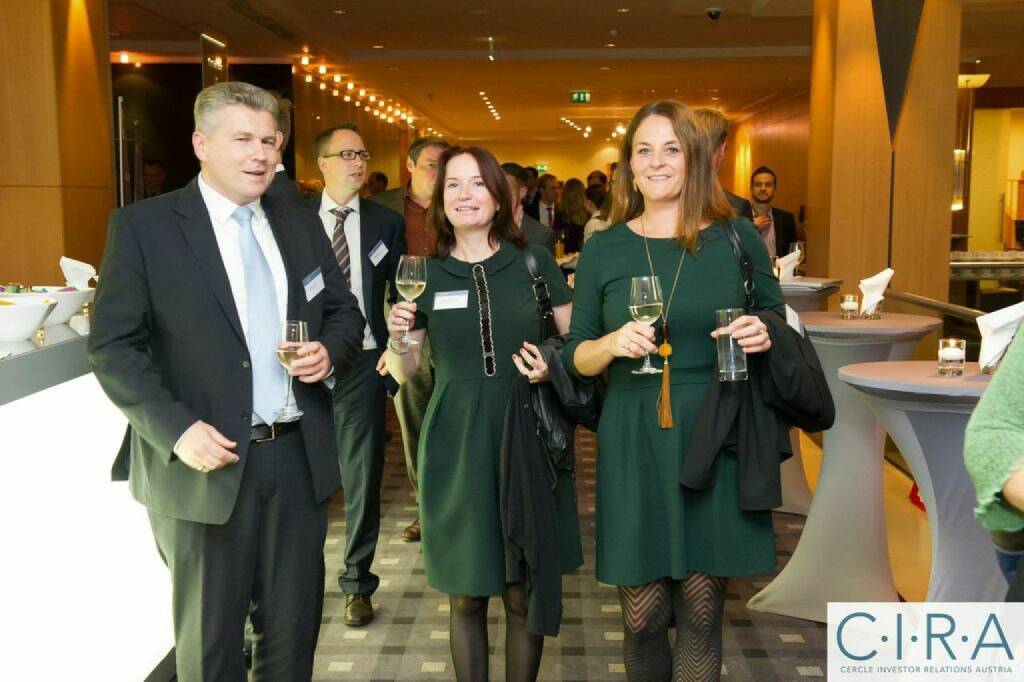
[0, 328, 173, 680]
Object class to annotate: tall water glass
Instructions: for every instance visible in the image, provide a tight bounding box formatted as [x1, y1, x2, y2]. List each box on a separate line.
[715, 307, 748, 382]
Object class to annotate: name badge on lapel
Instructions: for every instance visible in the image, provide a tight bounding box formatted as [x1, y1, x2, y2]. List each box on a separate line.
[303, 267, 325, 302]
[434, 290, 469, 310]
[368, 240, 388, 266]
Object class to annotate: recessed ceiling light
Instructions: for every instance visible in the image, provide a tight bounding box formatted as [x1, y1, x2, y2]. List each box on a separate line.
[333, 89, 339, 96]
[318, 65, 327, 74]
[301, 55, 310, 65]
[372, 45, 384, 49]
[605, 43, 616, 48]
[347, 82, 354, 90]
[599, 66, 611, 71]
[305, 74, 313, 83]
[334, 74, 341, 83]
[344, 95, 351, 102]
[358, 88, 365, 96]
[975, 58, 982, 64]
[302, 45, 309, 53]
[710, 96, 720, 101]
[320, 83, 326, 90]
[617, 7, 630, 12]
[134, 62, 142, 68]
[334, 9, 347, 14]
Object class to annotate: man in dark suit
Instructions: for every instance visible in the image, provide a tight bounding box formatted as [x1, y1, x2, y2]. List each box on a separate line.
[524, 173, 559, 229]
[265, 93, 301, 204]
[310, 123, 404, 627]
[695, 107, 754, 219]
[88, 82, 365, 680]
[501, 161, 554, 253]
[368, 136, 449, 543]
[750, 165, 798, 258]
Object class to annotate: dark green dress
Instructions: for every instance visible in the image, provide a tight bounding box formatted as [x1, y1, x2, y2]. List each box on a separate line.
[414, 241, 584, 596]
[562, 220, 784, 586]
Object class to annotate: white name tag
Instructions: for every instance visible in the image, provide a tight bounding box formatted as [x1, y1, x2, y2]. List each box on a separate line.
[368, 240, 388, 266]
[434, 290, 469, 310]
[303, 267, 325, 302]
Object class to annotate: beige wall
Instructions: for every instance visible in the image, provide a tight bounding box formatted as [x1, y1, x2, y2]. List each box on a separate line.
[0, 0, 114, 285]
[968, 108, 1024, 251]
[722, 95, 810, 220]
[476, 141, 620, 183]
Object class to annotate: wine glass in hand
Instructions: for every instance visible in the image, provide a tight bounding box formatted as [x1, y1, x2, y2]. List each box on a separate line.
[276, 320, 308, 420]
[629, 276, 663, 375]
[395, 255, 427, 345]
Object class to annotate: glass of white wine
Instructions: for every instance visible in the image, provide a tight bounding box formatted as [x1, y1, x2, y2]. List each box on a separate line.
[629, 275, 663, 375]
[395, 255, 427, 346]
[275, 319, 308, 420]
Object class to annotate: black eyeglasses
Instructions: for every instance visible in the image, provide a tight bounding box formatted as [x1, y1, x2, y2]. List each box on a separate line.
[321, 149, 372, 161]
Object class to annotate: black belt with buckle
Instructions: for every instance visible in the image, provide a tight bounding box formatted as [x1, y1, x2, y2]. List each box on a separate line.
[250, 420, 300, 443]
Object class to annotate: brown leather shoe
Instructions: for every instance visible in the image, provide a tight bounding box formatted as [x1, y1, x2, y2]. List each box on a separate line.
[400, 517, 421, 542]
[345, 593, 374, 627]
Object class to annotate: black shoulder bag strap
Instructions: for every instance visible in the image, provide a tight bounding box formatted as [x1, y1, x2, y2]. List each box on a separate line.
[724, 220, 757, 312]
[522, 247, 558, 339]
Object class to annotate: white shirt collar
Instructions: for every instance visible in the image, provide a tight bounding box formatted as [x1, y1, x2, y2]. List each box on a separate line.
[320, 190, 360, 216]
[275, 163, 285, 173]
[197, 172, 263, 225]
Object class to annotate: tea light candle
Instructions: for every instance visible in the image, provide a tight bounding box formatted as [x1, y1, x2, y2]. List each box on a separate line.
[938, 346, 965, 362]
[840, 300, 858, 312]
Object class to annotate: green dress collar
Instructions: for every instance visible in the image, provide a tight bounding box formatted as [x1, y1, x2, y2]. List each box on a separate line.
[437, 239, 520, 278]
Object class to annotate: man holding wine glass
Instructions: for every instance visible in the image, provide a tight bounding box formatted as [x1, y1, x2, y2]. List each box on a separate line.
[749, 165, 798, 259]
[88, 82, 365, 679]
[310, 122, 405, 627]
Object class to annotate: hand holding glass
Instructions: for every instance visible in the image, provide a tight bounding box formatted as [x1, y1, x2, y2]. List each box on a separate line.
[395, 255, 427, 345]
[276, 320, 308, 420]
[629, 276, 663, 375]
[715, 308, 748, 381]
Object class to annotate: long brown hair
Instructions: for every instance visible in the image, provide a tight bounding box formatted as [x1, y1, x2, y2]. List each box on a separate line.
[427, 146, 525, 258]
[560, 178, 590, 225]
[608, 100, 733, 251]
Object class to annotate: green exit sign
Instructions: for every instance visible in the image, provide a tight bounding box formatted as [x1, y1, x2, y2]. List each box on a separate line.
[570, 90, 591, 104]
[536, 163, 549, 173]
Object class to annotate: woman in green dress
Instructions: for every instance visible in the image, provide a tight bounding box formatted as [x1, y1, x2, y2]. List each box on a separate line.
[385, 146, 582, 681]
[563, 101, 783, 681]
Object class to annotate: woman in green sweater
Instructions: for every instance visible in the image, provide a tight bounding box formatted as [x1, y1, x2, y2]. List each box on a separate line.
[563, 100, 782, 681]
[965, 330, 1024, 592]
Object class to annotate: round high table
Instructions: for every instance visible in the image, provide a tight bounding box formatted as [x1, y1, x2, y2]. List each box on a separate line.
[776, 278, 843, 516]
[747, 311, 941, 622]
[839, 361, 1005, 602]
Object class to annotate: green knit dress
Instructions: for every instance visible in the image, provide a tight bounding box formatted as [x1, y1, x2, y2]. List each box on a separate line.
[965, 330, 1024, 532]
[413, 241, 584, 596]
[562, 219, 784, 586]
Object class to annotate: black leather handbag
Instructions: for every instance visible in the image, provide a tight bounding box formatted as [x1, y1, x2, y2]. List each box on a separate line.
[522, 249, 603, 469]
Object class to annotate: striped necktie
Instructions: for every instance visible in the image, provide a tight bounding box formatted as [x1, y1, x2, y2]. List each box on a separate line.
[330, 206, 354, 289]
[233, 205, 285, 424]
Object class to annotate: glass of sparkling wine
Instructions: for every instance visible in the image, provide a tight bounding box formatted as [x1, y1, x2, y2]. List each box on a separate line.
[276, 320, 308, 420]
[629, 276, 663, 375]
[396, 255, 427, 345]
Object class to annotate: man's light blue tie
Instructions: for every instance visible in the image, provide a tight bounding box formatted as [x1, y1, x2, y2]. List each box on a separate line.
[234, 205, 285, 424]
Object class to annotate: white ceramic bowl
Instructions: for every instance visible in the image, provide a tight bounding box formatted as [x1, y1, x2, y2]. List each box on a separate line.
[0, 300, 53, 342]
[0, 287, 92, 326]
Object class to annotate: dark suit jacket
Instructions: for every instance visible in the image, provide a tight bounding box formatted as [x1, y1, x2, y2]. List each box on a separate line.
[726, 190, 753, 220]
[519, 214, 554, 254]
[263, 168, 301, 203]
[308, 193, 405, 351]
[88, 177, 366, 524]
[768, 207, 798, 259]
[367, 185, 405, 216]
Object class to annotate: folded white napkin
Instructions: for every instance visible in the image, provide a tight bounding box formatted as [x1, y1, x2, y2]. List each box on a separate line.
[859, 268, 895, 316]
[60, 257, 96, 290]
[977, 301, 1024, 371]
[776, 250, 801, 282]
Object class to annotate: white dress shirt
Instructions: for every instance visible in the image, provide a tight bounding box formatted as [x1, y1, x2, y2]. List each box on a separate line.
[538, 200, 556, 228]
[318, 192, 376, 350]
[197, 173, 297, 421]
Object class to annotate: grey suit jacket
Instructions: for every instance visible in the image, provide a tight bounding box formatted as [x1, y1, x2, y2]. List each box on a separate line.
[520, 214, 555, 254]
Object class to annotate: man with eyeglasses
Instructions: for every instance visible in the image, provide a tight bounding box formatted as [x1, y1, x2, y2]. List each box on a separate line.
[310, 123, 404, 627]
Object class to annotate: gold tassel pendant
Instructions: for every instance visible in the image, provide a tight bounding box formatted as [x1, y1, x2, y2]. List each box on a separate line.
[656, 325, 674, 429]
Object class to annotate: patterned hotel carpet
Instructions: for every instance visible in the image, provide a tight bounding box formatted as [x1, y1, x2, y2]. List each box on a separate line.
[313, 408, 827, 681]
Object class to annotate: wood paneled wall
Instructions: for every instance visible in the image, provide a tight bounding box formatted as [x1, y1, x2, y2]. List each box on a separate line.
[0, 0, 114, 285]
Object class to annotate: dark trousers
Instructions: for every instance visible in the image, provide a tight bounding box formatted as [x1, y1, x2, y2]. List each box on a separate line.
[333, 348, 387, 595]
[394, 336, 434, 498]
[148, 428, 327, 682]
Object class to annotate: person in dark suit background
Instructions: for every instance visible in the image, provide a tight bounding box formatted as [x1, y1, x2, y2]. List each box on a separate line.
[264, 93, 301, 204]
[524, 172, 559, 229]
[368, 136, 450, 543]
[88, 82, 365, 680]
[695, 107, 754, 220]
[749, 165, 798, 258]
[501, 161, 554, 253]
[310, 123, 404, 627]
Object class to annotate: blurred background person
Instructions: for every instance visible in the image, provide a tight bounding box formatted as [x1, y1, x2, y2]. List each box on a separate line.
[586, 169, 608, 191]
[583, 184, 609, 244]
[694, 107, 751, 220]
[555, 178, 589, 254]
[366, 170, 389, 196]
[526, 173, 559, 230]
[749, 165, 797, 259]
[502, 161, 554, 253]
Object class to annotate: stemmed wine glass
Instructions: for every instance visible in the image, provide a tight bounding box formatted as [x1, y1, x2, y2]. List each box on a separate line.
[629, 276, 663, 375]
[275, 320, 308, 420]
[395, 255, 427, 345]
